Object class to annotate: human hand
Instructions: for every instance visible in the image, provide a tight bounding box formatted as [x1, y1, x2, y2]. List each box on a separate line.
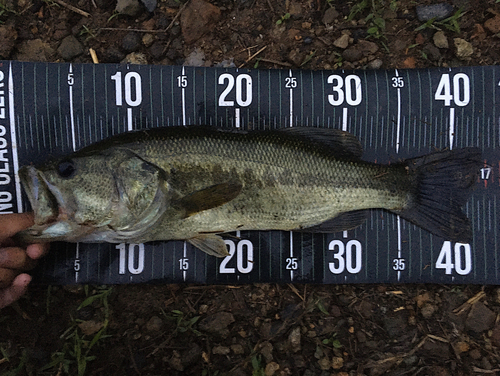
[0, 213, 49, 309]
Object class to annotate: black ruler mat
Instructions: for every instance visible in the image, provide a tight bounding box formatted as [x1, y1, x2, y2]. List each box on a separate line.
[0, 60, 497, 285]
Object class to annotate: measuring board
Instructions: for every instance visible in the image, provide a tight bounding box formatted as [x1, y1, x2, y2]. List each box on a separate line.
[0, 60, 497, 285]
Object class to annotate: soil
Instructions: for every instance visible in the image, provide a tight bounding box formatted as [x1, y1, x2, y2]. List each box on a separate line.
[1, 0, 500, 375]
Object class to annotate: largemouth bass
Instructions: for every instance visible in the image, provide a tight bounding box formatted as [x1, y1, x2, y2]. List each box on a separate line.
[17, 126, 481, 257]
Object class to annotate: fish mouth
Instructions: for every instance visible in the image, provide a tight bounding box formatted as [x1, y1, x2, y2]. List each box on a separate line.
[18, 166, 73, 240]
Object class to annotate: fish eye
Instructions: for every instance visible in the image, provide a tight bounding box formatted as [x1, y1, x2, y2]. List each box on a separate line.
[57, 159, 76, 179]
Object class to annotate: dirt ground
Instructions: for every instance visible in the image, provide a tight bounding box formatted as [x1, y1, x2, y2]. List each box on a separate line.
[1, 0, 500, 375]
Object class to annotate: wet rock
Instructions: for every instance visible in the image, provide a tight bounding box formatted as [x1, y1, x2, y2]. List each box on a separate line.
[421, 339, 450, 358]
[465, 302, 496, 333]
[199, 312, 235, 333]
[433, 31, 449, 49]
[181, 0, 221, 44]
[16, 39, 55, 62]
[288, 327, 301, 352]
[212, 345, 230, 355]
[323, 7, 339, 24]
[342, 47, 363, 62]
[0, 26, 17, 59]
[101, 46, 126, 63]
[454, 38, 473, 59]
[146, 316, 163, 332]
[184, 48, 205, 66]
[265, 362, 280, 376]
[121, 52, 148, 64]
[416, 3, 454, 22]
[141, 0, 157, 12]
[122, 32, 141, 52]
[485, 15, 500, 34]
[333, 34, 350, 49]
[116, 0, 142, 16]
[57, 35, 83, 60]
[149, 41, 166, 59]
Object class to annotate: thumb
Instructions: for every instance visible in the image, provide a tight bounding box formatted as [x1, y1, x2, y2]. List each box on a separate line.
[0, 274, 31, 309]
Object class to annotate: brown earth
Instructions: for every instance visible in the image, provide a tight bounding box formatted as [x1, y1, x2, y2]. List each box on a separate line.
[1, 0, 500, 375]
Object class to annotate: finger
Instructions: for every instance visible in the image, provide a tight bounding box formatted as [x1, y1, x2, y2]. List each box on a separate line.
[26, 243, 50, 260]
[0, 213, 34, 241]
[0, 267, 18, 289]
[0, 273, 31, 309]
[0, 247, 31, 269]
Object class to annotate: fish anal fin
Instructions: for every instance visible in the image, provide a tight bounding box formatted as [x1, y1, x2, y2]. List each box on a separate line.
[180, 182, 243, 217]
[188, 234, 229, 257]
[280, 127, 363, 159]
[300, 210, 367, 233]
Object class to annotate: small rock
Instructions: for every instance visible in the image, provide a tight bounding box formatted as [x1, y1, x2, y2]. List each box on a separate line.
[0, 26, 17, 59]
[318, 356, 331, 370]
[323, 7, 339, 24]
[199, 312, 235, 333]
[356, 330, 367, 343]
[454, 38, 473, 59]
[16, 39, 55, 62]
[78, 320, 104, 336]
[116, 0, 143, 16]
[288, 327, 301, 352]
[288, 2, 302, 17]
[383, 312, 408, 338]
[416, 3, 454, 22]
[469, 348, 481, 360]
[264, 362, 280, 376]
[142, 33, 155, 47]
[422, 340, 450, 359]
[121, 52, 148, 64]
[485, 15, 500, 34]
[490, 324, 500, 347]
[357, 39, 379, 54]
[357, 301, 374, 318]
[122, 32, 141, 52]
[149, 41, 166, 60]
[453, 341, 470, 354]
[433, 31, 449, 49]
[402, 56, 416, 69]
[465, 302, 496, 333]
[422, 44, 441, 61]
[367, 58, 383, 69]
[342, 47, 363, 62]
[212, 345, 230, 355]
[184, 48, 205, 67]
[141, 0, 157, 12]
[288, 49, 303, 66]
[146, 316, 163, 332]
[260, 341, 273, 363]
[333, 34, 350, 49]
[181, 0, 221, 44]
[57, 35, 83, 60]
[169, 351, 184, 371]
[231, 344, 245, 355]
[331, 356, 344, 369]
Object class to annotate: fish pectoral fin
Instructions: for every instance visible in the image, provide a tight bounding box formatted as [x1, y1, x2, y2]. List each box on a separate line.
[178, 181, 243, 217]
[279, 127, 363, 159]
[188, 234, 229, 257]
[300, 210, 367, 233]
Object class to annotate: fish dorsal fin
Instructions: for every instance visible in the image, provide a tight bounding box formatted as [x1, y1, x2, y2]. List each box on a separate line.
[280, 127, 363, 159]
[188, 234, 229, 257]
[300, 210, 367, 233]
[178, 181, 243, 217]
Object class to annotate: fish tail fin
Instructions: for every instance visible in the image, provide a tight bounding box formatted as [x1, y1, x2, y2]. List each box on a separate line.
[395, 148, 481, 243]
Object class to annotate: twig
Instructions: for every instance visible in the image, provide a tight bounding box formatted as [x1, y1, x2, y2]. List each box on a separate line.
[89, 48, 99, 63]
[165, 0, 190, 32]
[258, 58, 292, 67]
[238, 45, 267, 68]
[472, 367, 500, 374]
[453, 290, 486, 314]
[287, 283, 305, 302]
[53, 0, 90, 17]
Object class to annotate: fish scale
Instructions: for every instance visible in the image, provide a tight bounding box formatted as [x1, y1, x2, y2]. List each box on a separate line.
[0, 61, 495, 285]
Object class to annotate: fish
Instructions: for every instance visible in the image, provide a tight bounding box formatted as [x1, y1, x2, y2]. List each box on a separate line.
[17, 126, 481, 257]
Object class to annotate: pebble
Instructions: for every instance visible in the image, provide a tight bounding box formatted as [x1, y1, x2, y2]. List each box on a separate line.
[484, 15, 500, 34]
[322, 7, 339, 25]
[149, 41, 166, 60]
[121, 52, 148, 64]
[146, 315, 163, 332]
[264, 362, 280, 376]
[318, 356, 331, 370]
[0, 25, 17, 59]
[465, 302, 496, 333]
[184, 48, 205, 66]
[141, 0, 157, 12]
[342, 47, 363, 62]
[198, 312, 235, 333]
[122, 32, 141, 52]
[433, 31, 449, 49]
[333, 34, 350, 49]
[331, 356, 343, 369]
[116, 0, 143, 16]
[288, 327, 301, 352]
[288, 49, 303, 66]
[231, 344, 245, 355]
[367, 58, 383, 69]
[422, 339, 450, 358]
[77, 320, 104, 336]
[57, 35, 83, 60]
[289, 2, 302, 17]
[453, 38, 473, 59]
[181, 0, 221, 44]
[212, 345, 230, 355]
[490, 323, 500, 347]
[383, 312, 408, 338]
[260, 341, 274, 363]
[415, 3, 454, 22]
[142, 33, 155, 47]
[422, 44, 442, 62]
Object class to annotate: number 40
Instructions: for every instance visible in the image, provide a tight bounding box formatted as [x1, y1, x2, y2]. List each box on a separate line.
[435, 241, 471, 275]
